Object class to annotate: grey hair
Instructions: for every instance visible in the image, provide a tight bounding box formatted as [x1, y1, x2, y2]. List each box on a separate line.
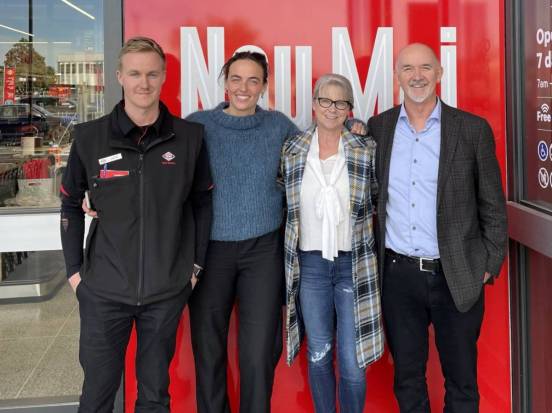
[312, 73, 354, 108]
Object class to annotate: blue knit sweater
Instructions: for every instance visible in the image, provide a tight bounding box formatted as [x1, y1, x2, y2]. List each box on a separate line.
[187, 103, 299, 241]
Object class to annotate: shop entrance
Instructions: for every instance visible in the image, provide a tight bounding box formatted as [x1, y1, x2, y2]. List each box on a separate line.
[507, 0, 552, 411]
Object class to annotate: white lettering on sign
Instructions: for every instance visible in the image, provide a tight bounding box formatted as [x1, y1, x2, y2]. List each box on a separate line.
[180, 27, 225, 116]
[536, 28, 552, 48]
[332, 27, 393, 123]
[180, 26, 458, 127]
[537, 103, 552, 123]
[536, 28, 552, 69]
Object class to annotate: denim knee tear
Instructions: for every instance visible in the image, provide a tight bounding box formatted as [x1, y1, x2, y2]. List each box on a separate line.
[342, 287, 353, 293]
[310, 343, 332, 363]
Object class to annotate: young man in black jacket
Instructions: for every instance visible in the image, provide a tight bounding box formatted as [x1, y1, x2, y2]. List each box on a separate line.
[60, 37, 212, 413]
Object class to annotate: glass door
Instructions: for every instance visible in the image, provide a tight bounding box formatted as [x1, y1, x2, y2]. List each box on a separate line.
[0, 1, 121, 411]
[506, 0, 552, 411]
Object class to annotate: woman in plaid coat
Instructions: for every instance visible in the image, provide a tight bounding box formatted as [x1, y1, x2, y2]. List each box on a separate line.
[279, 74, 384, 413]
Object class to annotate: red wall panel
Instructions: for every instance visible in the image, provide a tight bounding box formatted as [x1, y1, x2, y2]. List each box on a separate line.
[123, 1, 510, 411]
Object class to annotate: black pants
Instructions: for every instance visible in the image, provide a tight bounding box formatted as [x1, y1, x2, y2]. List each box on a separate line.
[189, 229, 284, 413]
[382, 253, 484, 413]
[77, 282, 191, 413]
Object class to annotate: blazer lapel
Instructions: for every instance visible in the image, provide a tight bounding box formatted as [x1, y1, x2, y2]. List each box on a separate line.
[436, 103, 461, 207]
[378, 107, 400, 205]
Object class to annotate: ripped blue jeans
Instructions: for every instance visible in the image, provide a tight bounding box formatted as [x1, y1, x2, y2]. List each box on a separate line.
[298, 250, 366, 413]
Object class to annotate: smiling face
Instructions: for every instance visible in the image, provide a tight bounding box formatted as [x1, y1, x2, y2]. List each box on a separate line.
[313, 83, 350, 133]
[224, 58, 267, 116]
[117, 51, 166, 115]
[395, 44, 443, 107]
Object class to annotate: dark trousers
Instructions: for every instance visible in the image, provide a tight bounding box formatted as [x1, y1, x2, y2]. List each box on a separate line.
[189, 229, 284, 413]
[382, 253, 484, 413]
[77, 282, 191, 413]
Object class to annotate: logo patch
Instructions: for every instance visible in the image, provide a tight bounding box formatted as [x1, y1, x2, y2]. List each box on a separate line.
[162, 152, 175, 161]
[161, 151, 176, 165]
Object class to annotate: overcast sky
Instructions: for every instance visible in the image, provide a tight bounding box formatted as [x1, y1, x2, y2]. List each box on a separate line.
[0, 0, 104, 69]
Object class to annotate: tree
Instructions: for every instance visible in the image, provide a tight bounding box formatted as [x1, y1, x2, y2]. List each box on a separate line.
[4, 38, 56, 94]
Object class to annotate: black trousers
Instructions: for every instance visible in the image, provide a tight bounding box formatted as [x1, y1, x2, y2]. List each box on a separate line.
[189, 229, 284, 413]
[77, 282, 191, 413]
[382, 252, 484, 413]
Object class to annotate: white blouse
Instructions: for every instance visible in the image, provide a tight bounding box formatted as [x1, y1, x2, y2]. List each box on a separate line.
[299, 129, 351, 260]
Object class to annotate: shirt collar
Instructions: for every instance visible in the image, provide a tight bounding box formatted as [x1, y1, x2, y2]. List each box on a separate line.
[115, 100, 165, 138]
[308, 127, 345, 160]
[399, 97, 442, 129]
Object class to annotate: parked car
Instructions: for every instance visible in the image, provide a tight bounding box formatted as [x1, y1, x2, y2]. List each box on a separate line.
[18, 96, 76, 115]
[0, 104, 76, 146]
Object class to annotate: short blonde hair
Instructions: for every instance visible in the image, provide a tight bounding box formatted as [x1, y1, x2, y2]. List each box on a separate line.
[313, 73, 354, 108]
[118, 36, 166, 70]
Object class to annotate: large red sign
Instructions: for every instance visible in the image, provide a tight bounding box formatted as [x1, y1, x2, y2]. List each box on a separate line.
[3, 66, 16, 104]
[123, 1, 510, 412]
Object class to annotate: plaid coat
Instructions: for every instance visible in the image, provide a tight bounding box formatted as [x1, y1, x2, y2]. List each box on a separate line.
[278, 124, 384, 368]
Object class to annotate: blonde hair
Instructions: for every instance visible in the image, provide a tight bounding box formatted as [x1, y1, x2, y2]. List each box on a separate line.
[118, 36, 166, 70]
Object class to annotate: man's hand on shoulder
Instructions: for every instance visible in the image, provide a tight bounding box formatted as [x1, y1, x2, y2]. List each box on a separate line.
[68, 272, 82, 292]
[349, 119, 367, 135]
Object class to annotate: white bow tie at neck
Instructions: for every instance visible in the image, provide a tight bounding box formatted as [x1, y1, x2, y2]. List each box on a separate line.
[305, 129, 348, 261]
[315, 185, 344, 261]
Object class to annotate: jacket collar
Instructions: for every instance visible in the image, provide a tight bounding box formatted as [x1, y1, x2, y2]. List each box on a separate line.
[109, 101, 174, 151]
[436, 100, 461, 206]
[284, 122, 366, 155]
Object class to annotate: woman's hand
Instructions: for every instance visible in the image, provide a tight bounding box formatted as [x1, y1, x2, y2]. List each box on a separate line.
[82, 198, 98, 218]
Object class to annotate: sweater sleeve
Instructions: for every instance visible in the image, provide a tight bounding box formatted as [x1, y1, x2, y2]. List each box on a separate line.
[286, 118, 300, 138]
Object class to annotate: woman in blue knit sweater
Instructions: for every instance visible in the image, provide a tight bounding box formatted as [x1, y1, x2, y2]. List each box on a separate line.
[186, 51, 299, 413]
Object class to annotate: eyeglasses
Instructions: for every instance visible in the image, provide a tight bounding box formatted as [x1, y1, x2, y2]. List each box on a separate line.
[316, 97, 351, 110]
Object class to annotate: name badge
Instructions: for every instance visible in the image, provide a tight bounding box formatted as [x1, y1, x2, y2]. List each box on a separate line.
[98, 153, 123, 165]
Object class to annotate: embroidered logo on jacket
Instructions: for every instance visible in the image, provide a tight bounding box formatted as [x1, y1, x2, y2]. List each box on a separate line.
[161, 151, 176, 165]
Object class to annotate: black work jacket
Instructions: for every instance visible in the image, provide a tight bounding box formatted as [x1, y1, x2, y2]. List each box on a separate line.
[60, 102, 212, 305]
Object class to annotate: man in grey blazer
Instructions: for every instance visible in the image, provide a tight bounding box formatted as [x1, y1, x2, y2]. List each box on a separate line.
[368, 43, 507, 412]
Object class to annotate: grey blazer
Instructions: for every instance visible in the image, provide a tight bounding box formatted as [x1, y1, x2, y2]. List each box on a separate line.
[368, 102, 507, 312]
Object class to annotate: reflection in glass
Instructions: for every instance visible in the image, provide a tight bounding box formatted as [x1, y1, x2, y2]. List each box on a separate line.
[0, 0, 104, 209]
[0, 250, 81, 401]
[0, 250, 65, 285]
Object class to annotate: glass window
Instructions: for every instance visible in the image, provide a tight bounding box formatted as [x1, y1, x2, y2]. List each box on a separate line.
[0, 0, 105, 209]
[522, 0, 552, 211]
[0, 0, 110, 407]
[527, 249, 552, 412]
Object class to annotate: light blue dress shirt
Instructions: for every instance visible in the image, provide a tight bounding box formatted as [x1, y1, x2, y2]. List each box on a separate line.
[385, 100, 441, 258]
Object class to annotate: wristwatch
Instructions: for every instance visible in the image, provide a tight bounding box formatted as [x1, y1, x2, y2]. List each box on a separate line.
[192, 264, 203, 280]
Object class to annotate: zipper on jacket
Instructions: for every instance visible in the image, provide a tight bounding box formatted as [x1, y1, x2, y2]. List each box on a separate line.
[137, 152, 145, 305]
[131, 132, 175, 305]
